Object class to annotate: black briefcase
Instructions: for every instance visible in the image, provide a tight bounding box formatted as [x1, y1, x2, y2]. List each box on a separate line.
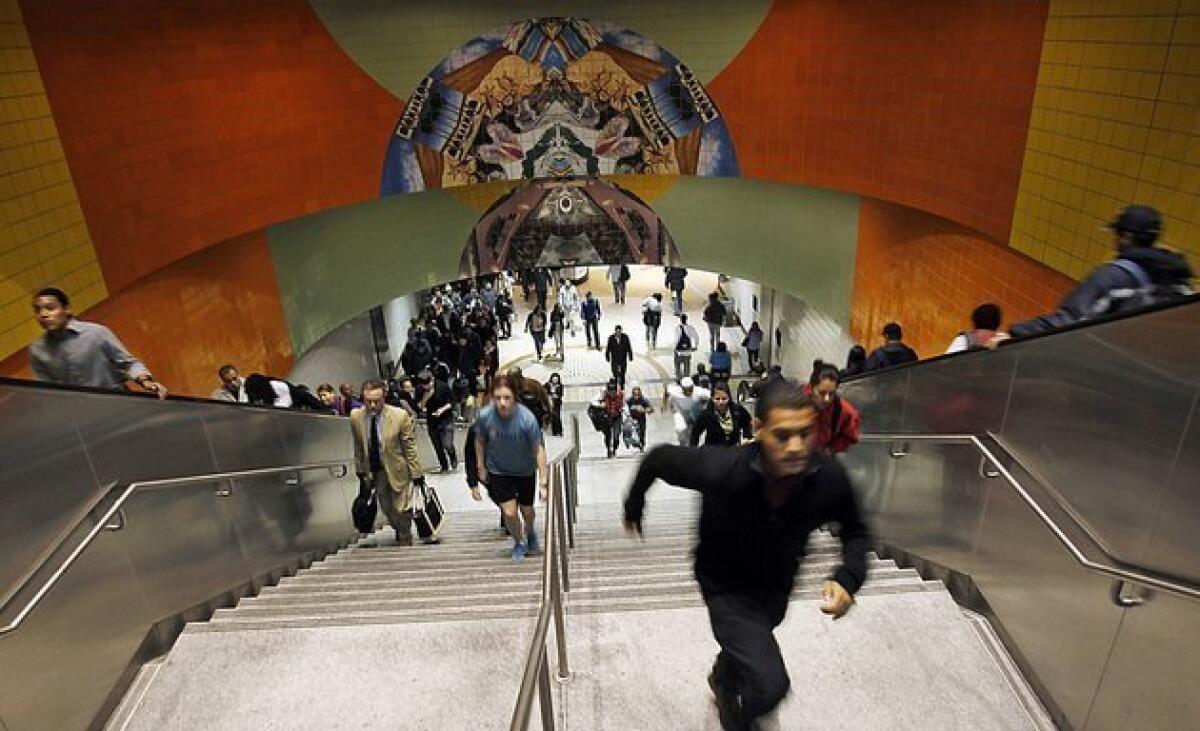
[413, 481, 445, 539]
[351, 485, 377, 534]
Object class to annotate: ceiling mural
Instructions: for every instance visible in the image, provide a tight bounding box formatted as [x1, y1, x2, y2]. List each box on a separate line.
[381, 17, 739, 195]
[460, 176, 679, 276]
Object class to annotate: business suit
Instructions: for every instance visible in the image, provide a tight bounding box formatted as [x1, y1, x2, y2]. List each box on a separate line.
[351, 404, 425, 543]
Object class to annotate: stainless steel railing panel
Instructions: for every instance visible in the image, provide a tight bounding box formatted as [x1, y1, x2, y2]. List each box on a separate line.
[0, 380, 359, 731]
[841, 298, 1200, 584]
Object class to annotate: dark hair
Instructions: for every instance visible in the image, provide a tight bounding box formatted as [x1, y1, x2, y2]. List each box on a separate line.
[491, 374, 520, 395]
[243, 374, 276, 405]
[809, 360, 841, 387]
[754, 378, 816, 421]
[711, 381, 732, 399]
[680, 314, 688, 323]
[217, 364, 237, 379]
[845, 345, 866, 370]
[971, 303, 1002, 331]
[316, 383, 335, 395]
[716, 341, 727, 352]
[653, 293, 662, 301]
[883, 322, 903, 341]
[361, 379, 386, 394]
[34, 287, 69, 307]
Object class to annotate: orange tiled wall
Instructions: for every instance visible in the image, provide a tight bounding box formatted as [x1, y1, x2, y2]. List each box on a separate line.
[709, 0, 1049, 244]
[19, 0, 401, 294]
[0, 228, 293, 397]
[851, 197, 1076, 359]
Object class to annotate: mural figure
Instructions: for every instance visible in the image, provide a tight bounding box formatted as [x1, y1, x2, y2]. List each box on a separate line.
[460, 176, 678, 276]
[383, 17, 739, 194]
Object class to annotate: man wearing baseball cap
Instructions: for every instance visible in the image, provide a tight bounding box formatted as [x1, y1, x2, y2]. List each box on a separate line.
[1009, 204, 1193, 337]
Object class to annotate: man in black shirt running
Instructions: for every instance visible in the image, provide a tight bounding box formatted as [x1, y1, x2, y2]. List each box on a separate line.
[623, 378, 870, 730]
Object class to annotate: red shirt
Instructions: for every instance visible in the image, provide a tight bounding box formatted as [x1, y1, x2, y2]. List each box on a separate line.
[802, 384, 861, 454]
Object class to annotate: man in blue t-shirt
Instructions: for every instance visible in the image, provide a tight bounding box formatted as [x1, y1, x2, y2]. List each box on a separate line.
[473, 374, 549, 561]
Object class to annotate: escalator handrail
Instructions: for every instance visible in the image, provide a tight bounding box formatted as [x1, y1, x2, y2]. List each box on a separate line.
[0, 459, 352, 636]
[860, 432, 1200, 603]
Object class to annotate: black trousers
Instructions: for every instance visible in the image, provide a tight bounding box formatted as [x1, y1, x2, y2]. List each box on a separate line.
[428, 420, 457, 470]
[585, 319, 600, 347]
[611, 361, 628, 388]
[705, 592, 791, 726]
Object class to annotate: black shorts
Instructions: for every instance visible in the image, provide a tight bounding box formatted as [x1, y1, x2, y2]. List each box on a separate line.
[487, 474, 536, 507]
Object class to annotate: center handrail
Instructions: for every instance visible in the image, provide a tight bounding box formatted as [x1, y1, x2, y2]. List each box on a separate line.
[510, 417, 580, 731]
[859, 432, 1200, 604]
[0, 459, 353, 635]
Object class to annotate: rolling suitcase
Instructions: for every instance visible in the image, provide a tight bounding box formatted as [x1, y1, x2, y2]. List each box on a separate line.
[413, 481, 445, 540]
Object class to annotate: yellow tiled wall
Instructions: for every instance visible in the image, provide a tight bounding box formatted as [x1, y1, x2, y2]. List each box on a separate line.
[0, 0, 106, 361]
[1011, 0, 1200, 281]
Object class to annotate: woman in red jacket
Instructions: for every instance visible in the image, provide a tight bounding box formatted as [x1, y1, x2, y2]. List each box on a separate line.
[804, 362, 861, 454]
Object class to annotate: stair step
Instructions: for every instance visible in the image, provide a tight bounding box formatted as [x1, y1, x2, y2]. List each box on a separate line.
[245, 567, 921, 609]
[219, 572, 926, 619]
[272, 556, 892, 590]
[190, 580, 946, 633]
[320, 543, 846, 571]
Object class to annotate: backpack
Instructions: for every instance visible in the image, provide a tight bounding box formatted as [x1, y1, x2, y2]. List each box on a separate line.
[619, 264, 631, 282]
[1096, 259, 1193, 316]
[677, 326, 693, 352]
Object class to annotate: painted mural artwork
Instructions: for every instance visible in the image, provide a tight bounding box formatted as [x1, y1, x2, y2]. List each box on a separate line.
[382, 18, 739, 195]
[459, 176, 679, 276]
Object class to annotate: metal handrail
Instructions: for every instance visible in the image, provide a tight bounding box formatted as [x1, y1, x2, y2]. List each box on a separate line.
[511, 420, 580, 731]
[0, 459, 352, 635]
[860, 433, 1200, 603]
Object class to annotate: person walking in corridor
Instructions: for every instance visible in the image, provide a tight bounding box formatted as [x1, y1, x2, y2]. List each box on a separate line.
[525, 304, 548, 360]
[608, 263, 630, 304]
[605, 325, 635, 388]
[351, 379, 431, 546]
[623, 378, 869, 730]
[742, 322, 764, 372]
[475, 375, 549, 561]
[673, 314, 700, 380]
[665, 266, 688, 315]
[581, 291, 603, 349]
[642, 292, 664, 349]
[703, 293, 727, 351]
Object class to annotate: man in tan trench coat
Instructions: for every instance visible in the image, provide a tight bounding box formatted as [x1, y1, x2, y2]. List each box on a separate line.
[351, 379, 429, 546]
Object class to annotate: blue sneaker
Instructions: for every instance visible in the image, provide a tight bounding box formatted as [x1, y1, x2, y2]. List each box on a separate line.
[512, 542, 528, 562]
[526, 528, 539, 554]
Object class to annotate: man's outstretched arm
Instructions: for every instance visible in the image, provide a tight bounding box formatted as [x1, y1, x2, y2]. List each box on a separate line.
[623, 445, 715, 532]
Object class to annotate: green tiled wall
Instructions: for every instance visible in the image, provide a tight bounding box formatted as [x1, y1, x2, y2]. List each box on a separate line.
[306, 0, 771, 96]
[268, 176, 860, 355]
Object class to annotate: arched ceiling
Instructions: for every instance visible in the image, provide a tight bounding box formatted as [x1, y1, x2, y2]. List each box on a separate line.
[306, 0, 772, 97]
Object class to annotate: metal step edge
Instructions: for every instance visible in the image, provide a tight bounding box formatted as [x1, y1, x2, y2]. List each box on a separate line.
[314, 546, 847, 570]
[281, 555, 888, 583]
[192, 580, 947, 632]
[221, 574, 928, 616]
[241, 570, 923, 610]
[270, 558, 900, 590]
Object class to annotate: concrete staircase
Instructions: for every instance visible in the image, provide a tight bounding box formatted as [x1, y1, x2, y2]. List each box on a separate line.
[189, 499, 939, 635]
[109, 499, 1053, 730]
